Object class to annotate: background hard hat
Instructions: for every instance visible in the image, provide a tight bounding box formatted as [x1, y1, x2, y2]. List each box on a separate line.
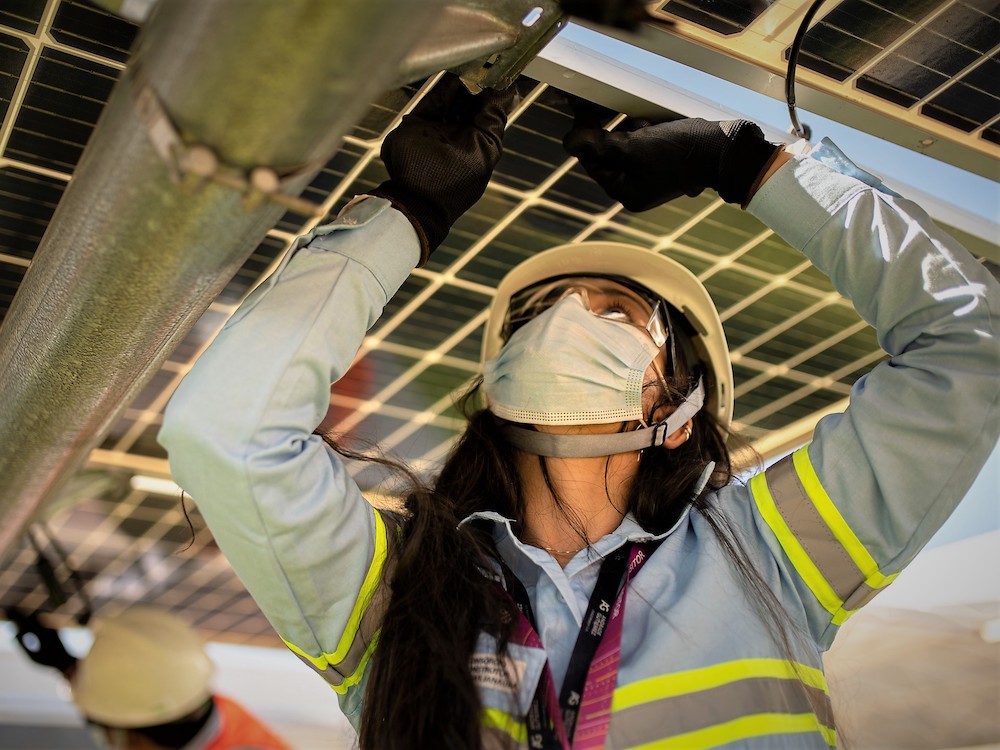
[72, 607, 214, 728]
[482, 242, 734, 427]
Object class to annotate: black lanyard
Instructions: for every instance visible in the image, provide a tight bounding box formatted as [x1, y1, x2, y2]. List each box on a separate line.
[501, 545, 635, 748]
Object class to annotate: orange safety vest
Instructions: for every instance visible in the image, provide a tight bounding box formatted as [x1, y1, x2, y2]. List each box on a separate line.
[201, 695, 292, 750]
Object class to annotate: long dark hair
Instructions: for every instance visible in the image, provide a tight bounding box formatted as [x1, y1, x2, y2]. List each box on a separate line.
[341, 398, 523, 749]
[325, 310, 806, 749]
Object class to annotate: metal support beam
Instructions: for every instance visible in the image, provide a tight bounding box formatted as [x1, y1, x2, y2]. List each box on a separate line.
[0, 0, 448, 555]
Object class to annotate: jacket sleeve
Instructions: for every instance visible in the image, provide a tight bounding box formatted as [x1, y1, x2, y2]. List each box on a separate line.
[743, 143, 1000, 648]
[158, 197, 421, 714]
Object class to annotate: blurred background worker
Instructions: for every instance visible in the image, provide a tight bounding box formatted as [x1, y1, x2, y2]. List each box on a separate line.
[7, 606, 292, 750]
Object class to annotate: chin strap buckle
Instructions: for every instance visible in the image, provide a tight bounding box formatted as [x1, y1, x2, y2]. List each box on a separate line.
[649, 422, 671, 448]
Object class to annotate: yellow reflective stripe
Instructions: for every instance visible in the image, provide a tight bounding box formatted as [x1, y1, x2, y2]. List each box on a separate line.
[791, 447, 898, 590]
[750, 472, 844, 617]
[831, 608, 853, 626]
[279, 508, 390, 672]
[613, 658, 828, 713]
[482, 707, 528, 744]
[627, 713, 837, 749]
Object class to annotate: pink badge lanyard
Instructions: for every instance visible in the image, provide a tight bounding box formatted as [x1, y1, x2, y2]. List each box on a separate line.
[500, 542, 657, 749]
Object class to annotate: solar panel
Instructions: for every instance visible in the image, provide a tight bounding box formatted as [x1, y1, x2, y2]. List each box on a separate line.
[0, 0, 995, 650]
[798, 0, 1000, 138]
[659, 0, 776, 35]
[0, 0, 46, 35]
[50, 0, 137, 63]
[631, 0, 1000, 179]
[5, 47, 121, 173]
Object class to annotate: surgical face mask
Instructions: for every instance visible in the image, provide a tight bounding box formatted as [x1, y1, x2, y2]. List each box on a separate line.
[482, 292, 663, 425]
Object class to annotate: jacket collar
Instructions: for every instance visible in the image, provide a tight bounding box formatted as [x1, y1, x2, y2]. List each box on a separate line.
[459, 507, 690, 583]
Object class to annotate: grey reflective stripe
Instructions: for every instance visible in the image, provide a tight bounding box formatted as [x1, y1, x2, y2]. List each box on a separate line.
[843, 581, 883, 611]
[337, 509, 397, 676]
[609, 677, 834, 747]
[289, 649, 345, 687]
[765, 456, 867, 603]
[339, 569, 393, 673]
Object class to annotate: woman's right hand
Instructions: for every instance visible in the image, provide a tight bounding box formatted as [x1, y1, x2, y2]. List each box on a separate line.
[372, 74, 518, 264]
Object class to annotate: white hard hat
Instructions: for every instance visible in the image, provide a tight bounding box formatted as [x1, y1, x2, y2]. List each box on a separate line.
[72, 607, 214, 728]
[482, 242, 734, 428]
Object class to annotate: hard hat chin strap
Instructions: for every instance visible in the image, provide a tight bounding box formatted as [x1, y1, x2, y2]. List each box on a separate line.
[500, 378, 706, 458]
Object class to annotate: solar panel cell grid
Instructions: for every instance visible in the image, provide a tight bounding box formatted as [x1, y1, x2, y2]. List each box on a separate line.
[0, 33, 29, 121]
[923, 55, 1000, 131]
[7, 47, 120, 172]
[659, 0, 771, 35]
[369, 274, 433, 334]
[0, 0, 45, 35]
[332, 348, 420, 401]
[446, 323, 487, 364]
[215, 235, 289, 306]
[0, 167, 64, 259]
[386, 363, 477, 411]
[426, 192, 523, 271]
[50, 0, 137, 63]
[0, 0, 995, 645]
[614, 192, 718, 236]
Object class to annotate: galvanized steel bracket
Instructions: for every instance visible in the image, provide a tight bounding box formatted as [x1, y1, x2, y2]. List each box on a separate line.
[451, 1, 567, 91]
[396, 1, 567, 90]
[130, 2, 571, 217]
[133, 71, 327, 217]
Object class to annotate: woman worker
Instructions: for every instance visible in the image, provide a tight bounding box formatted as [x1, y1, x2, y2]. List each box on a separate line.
[159, 76, 1000, 749]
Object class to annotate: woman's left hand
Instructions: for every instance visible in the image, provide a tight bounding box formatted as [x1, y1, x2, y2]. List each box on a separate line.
[563, 109, 782, 210]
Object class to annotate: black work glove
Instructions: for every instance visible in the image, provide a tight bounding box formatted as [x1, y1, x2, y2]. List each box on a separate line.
[563, 110, 782, 210]
[558, 0, 655, 30]
[371, 74, 517, 264]
[5, 608, 77, 676]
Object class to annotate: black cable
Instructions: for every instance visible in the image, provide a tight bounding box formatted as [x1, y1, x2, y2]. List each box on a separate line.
[26, 523, 94, 625]
[786, 0, 829, 140]
[42, 522, 94, 625]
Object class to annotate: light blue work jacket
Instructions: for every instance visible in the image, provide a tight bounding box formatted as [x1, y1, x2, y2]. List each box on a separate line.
[160, 142, 1000, 748]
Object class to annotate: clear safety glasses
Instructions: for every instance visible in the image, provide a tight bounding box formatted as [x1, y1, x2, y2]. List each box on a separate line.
[503, 275, 669, 348]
